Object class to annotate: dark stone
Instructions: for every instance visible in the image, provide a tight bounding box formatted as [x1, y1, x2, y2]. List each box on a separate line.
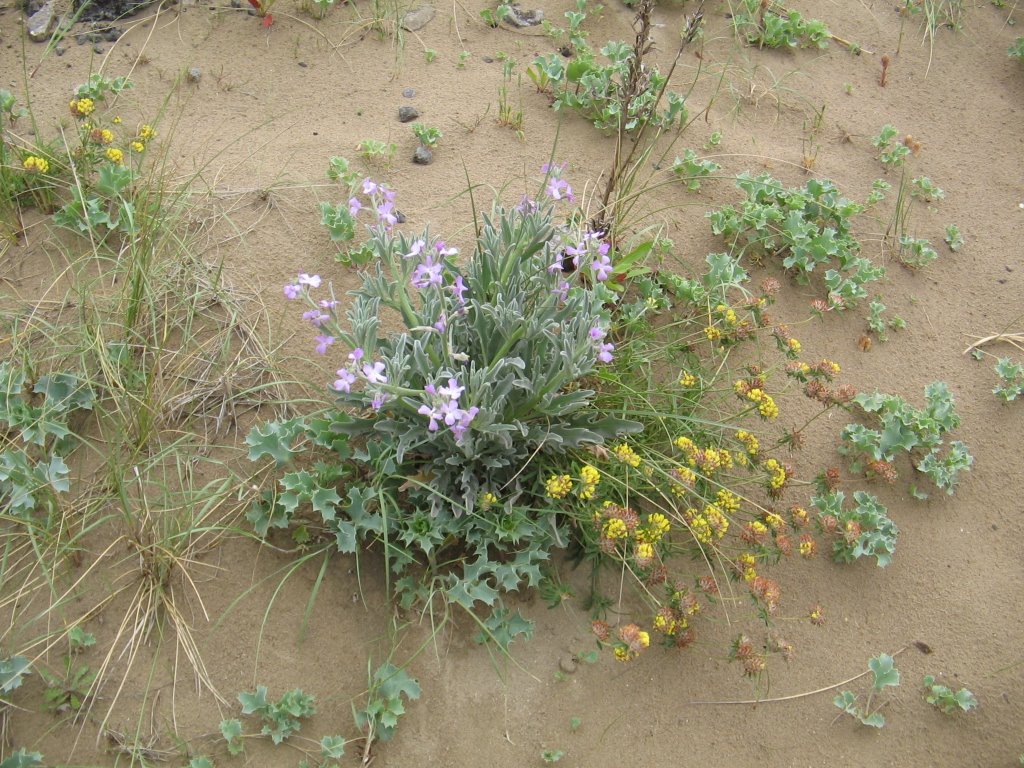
[395, 210, 407, 224]
[73, 0, 158, 22]
[412, 146, 433, 165]
[298, 61, 308, 67]
[398, 105, 419, 123]
[482, 56, 494, 63]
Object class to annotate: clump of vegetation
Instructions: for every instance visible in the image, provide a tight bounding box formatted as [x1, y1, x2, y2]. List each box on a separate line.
[923, 675, 977, 714]
[834, 653, 900, 728]
[730, 0, 831, 49]
[993, 358, 1024, 402]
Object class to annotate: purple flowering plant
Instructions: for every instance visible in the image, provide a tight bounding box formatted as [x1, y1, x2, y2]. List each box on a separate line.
[249, 164, 642, 611]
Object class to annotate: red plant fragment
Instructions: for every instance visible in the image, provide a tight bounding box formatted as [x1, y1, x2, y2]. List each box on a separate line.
[262, 13, 273, 25]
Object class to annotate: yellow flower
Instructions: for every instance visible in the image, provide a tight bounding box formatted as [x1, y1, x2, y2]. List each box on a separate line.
[764, 511, 785, 530]
[138, 124, 156, 140]
[705, 504, 729, 539]
[645, 512, 671, 540]
[112, 115, 122, 124]
[130, 140, 145, 153]
[705, 326, 721, 341]
[689, 515, 712, 544]
[544, 474, 573, 499]
[105, 148, 124, 164]
[715, 489, 741, 514]
[580, 465, 600, 486]
[613, 646, 630, 661]
[69, 98, 95, 117]
[22, 156, 49, 173]
[746, 388, 780, 420]
[634, 542, 654, 563]
[612, 443, 641, 468]
[602, 518, 628, 540]
[736, 429, 759, 456]
[679, 371, 697, 388]
[479, 492, 498, 509]
[787, 337, 802, 353]
[764, 458, 787, 490]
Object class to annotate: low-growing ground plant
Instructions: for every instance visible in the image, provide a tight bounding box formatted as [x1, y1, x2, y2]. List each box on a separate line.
[730, 0, 831, 50]
[840, 382, 972, 497]
[708, 173, 884, 310]
[1011, 37, 1024, 60]
[672, 149, 721, 191]
[993, 358, 1024, 402]
[834, 653, 900, 728]
[411, 123, 442, 149]
[923, 675, 977, 714]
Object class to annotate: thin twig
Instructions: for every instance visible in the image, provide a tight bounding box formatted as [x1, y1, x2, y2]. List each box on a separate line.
[685, 645, 909, 705]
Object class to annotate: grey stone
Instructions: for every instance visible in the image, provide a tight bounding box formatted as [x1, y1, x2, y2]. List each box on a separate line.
[187, 67, 202, 83]
[402, 88, 415, 98]
[504, 4, 543, 27]
[93, 43, 104, 53]
[400, 5, 434, 31]
[398, 105, 419, 123]
[27, 0, 58, 42]
[412, 146, 433, 165]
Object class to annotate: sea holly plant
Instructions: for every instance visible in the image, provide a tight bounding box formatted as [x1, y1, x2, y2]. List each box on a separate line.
[730, 0, 832, 49]
[672, 149, 721, 192]
[248, 164, 641, 615]
[235, 685, 316, 745]
[993, 357, 1024, 402]
[839, 382, 972, 497]
[834, 653, 901, 728]
[708, 173, 884, 309]
[354, 663, 421, 748]
[812, 489, 897, 567]
[923, 675, 977, 715]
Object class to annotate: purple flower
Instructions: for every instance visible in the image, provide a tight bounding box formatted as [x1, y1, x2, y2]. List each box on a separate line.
[589, 326, 606, 341]
[418, 404, 441, 431]
[377, 202, 397, 228]
[349, 348, 365, 363]
[546, 177, 574, 201]
[283, 283, 301, 300]
[362, 178, 379, 196]
[303, 310, 330, 327]
[439, 399, 463, 426]
[315, 335, 335, 355]
[451, 406, 479, 442]
[515, 195, 538, 214]
[348, 197, 362, 217]
[319, 299, 338, 310]
[362, 361, 388, 384]
[404, 239, 426, 260]
[450, 275, 468, 305]
[382, 187, 396, 203]
[552, 281, 570, 301]
[333, 369, 356, 393]
[591, 252, 613, 282]
[597, 341, 615, 364]
[433, 313, 447, 333]
[435, 242, 458, 257]
[411, 255, 444, 290]
[298, 273, 321, 288]
[424, 383, 437, 395]
[438, 378, 464, 401]
[371, 392, 388, 411]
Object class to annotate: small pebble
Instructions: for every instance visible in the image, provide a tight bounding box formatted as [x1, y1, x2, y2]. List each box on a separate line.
[93, 44, 104, 53]
[395, 210, 407, 224]
[1007, 265, 1014, 272]
[187, 66, 202, 83]
[398, 105, 419, 123]
[402, 88, 415, 98]
[558, 655, 578, 675]
[298, 61, 308, 67]
[412, 146, 433, 165]
[482, 56, 494, 63]
[55, 45, 66, 55]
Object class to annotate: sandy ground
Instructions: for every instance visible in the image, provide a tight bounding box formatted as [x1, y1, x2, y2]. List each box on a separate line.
[1, 0, 1023, 764]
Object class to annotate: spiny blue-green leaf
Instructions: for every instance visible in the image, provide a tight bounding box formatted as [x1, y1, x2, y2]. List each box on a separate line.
[320, 735, 346, 759]
[373, 663, 421, 702]
[238, 686, 269, 714]
[188, 757, 215, 768]
[0, 656, 31, 693]
[869, 654, 900, 690]
[0, 748, 44, 768]
[219, 719, 244, 755]
[245, 420, 303, 466]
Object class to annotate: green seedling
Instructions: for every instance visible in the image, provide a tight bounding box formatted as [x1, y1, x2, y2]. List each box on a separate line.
[354, 663, 421, 748]
[1011, 37, 1024, 60]
[0, 750, 43, 768]
[412, 123, 442, 148]
[541, 749, 565, 763]
[834, 653, 900, 727]
[731, 0, 831, 49]
[238, 686, 316, 744]
[943, 224, 963, 251]
[911, 176, 944, 203]
[356, 139, 396, 164]
[41, 628, 97, 715]
[672, 149, 721, 192]
[867, 298, 906, 342]
[923, 675, 977, 714]
[872, 124, 911, 169]
[994, 358, 1024, 402]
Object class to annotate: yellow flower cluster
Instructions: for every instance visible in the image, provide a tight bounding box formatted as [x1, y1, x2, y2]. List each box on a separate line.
[787, 337, 802, 353]
[763, 511, 785, 530]
[22, 156, 49, 173]
[684, 505, 729, 545]
[715, 489, 741, 514]
[92, 128, 114, 144]
[697, 446, 732, 475]
[577, 464, 600, 500]
[138, 124, 157, 140]
[736, 429, 759, 456]
[737, 552, 757, 582]
[544, 474, 573, 499]
[819, 359, 841, 377]
[679, 371, 697, 388]
[634, 541, 654, 564]
[704, 326, 722, 341]
[130, 140, 145, 153]
[799, 535, 816, 557]
[715, 303, 739, 326]
[612, 442, 641, 468]
[636, 512, 671, 544]
[105, 148, 124, 165]
[746, 388, 779, 420]
[602, 517, 628, 540]
[613, 624, 650, 662]
[69, 98, 95, 117]
[653, 609, 683, 635]
[674, 435, 697, 460]
[479, 491, 498, 509]
[764, 458, 787, 490]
